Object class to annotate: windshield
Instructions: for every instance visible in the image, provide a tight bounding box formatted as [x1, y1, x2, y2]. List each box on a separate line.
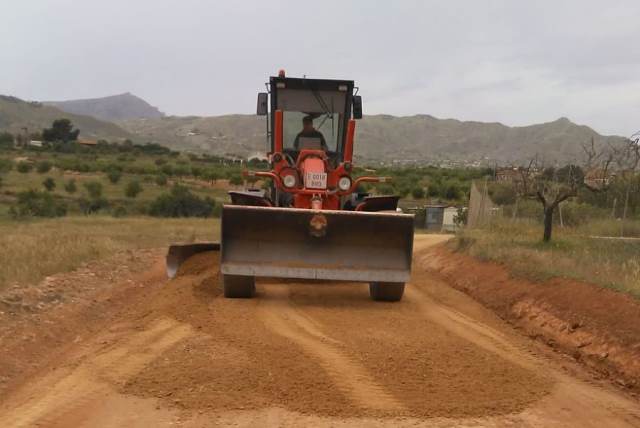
[276, 88, 346, 153]
[283, 112, 340, 152]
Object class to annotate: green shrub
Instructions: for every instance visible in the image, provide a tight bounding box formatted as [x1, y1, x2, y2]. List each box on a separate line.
[17, 161, 33, 173]
[558, 202, 608, 227]
[10, 190, 67, 218]
[42, 177, 56, 191]
[212, 203, 223, 218]
[125, 180, 143, 198]
[411, 187, 425, 199]
[228, 174, 243, 186]
[0, 158, 13, 173]
[36, 160, 52, 174]
[83, 181, 103, 199]
[155, 174, 168, 186]
[149, 185, 215, 218]
[444, 183, 461, 200]
[0, 131, 14, 149]
[107, 168, 122, 184]
[160, 164, 174, 176]
[64, 179, 77, 194]
[111, 205, 128, 218]
[489, 183, 517, 205]
[78, 196, 109, 215]
[173, 165, 191, 176]
[427, 182, 441, 197]
[205, 171, 221, 183]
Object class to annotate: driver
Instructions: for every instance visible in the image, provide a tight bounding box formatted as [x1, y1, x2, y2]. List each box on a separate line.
[293, 116, 328, 151]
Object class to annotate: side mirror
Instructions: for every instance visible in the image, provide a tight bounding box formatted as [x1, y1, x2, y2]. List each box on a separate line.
[257, 92, 268, 116]
[352, 95, 363, 119]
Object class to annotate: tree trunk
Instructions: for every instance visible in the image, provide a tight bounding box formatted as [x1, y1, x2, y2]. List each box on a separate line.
[543, 207, 553, 242]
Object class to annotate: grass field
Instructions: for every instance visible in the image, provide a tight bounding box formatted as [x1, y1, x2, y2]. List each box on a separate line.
[0, 216, 220, 291]
[453, 219, 640, 298]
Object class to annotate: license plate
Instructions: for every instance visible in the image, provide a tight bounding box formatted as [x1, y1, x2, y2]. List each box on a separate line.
[305, 172, 327, 189]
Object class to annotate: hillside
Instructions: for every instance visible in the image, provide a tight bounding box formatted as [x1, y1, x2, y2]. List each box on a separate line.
[119, 114, 625, 165]
[3, 91, 625, 164]
[0, 95, 132, 141]
[120, 115, 266, 159]
[45, 93, 165, 122]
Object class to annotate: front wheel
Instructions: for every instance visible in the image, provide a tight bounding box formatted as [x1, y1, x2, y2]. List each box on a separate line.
[223, 275, 255, 298]
[369, 282, 405, 302]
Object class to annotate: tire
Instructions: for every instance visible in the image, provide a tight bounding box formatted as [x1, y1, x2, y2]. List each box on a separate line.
[223, 275, 256, 298]
[369, 282, 405, 302]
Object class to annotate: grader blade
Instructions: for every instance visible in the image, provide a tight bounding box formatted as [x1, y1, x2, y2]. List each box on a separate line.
[166, 242, 220, 278]
[221, 205, 414, 283]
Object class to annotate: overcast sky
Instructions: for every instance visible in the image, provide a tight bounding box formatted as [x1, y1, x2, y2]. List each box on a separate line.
[1, 0, 639, 136]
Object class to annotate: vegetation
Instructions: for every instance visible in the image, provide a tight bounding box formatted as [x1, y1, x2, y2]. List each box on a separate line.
[107, 168, 122, 183]
[9, 190, 67, 218]
[42, 177, 56, 191]
[17, 161, 33, 173]
[0, 131, 14, 149]
[64, 179, 77, 194]
[453, 218, 640, 297]
[124, 180, 143, 198]
[83, 181, 103, 199]
[0, 118, 492, 224]
[42, 118, 79, 142]
[149, 185, 216, 218]
[0, 216, 219, 290]
[36, 160, 52, 173]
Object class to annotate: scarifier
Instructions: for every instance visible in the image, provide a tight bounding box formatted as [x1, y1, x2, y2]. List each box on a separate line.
[167, 71, 414, 301]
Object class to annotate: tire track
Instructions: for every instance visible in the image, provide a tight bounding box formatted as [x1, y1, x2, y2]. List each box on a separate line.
[258, 284, 404, 412]
[408, 286, 640, 426]
[407, 285, 539, 371]
[0, 317, 193, 428]
[409, 236, 640, 427]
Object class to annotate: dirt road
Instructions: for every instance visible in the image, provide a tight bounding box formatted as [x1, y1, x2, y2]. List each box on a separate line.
[1, 235, 639, 427]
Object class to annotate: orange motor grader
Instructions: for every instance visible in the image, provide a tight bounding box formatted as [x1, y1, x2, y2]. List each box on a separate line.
[167, 71, 414, 301]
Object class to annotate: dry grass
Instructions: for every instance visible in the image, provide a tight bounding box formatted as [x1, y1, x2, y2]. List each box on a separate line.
[0, 216, 219, 291]
[454, 219, 640, 298]
[576, 218, 640, 238]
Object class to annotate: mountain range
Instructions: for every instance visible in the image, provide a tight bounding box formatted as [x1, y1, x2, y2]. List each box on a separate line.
[0, 95, 130, 140]
[0, 93, 625, 165]
[44, 93, 164, 122]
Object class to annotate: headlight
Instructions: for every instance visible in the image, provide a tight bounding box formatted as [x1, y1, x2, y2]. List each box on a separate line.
[283, 174, 297, 188]
[338, 176, 351, 191]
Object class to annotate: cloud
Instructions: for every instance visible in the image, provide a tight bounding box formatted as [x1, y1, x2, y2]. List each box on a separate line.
[1, 0, 638, 136]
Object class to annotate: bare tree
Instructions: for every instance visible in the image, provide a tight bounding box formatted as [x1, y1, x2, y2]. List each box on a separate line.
[534, 165, 581, 242]
[581, 137, 613, 192]
[516, 138, 613, 242]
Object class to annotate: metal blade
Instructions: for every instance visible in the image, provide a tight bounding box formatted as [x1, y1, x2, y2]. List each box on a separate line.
[221, 205, 414, 283]
[166, 242, 220, 278]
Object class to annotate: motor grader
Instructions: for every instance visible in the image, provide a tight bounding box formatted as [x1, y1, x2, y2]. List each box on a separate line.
[167, 71, 414, 301]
